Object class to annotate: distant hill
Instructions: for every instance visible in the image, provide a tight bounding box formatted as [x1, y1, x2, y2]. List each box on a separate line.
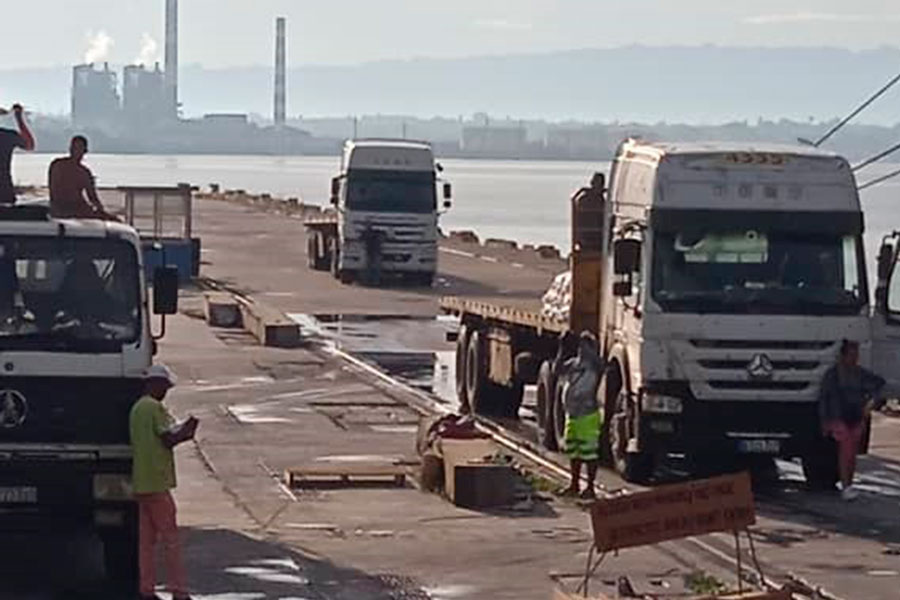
[5, 46, 900, 124]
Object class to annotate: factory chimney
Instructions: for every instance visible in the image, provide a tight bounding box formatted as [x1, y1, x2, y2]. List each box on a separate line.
[165, 0, 179, 119]
[274, 17, 286, 126]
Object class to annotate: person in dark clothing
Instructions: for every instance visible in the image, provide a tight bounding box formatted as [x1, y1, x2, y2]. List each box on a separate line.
[818, 339, 885, 500]
[0, 104, 36, 204]
[48, 136, 116, 219]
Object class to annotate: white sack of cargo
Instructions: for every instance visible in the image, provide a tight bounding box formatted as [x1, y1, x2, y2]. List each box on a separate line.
[541, 271, 571, 322]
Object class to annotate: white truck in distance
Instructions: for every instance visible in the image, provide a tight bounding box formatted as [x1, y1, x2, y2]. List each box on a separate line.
[305, 139, 452, 286]
[0, 205, 179, 593]
[443, 139, 900, 487]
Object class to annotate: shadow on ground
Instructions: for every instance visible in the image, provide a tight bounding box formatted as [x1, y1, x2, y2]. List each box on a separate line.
[0, 527, 432, 600]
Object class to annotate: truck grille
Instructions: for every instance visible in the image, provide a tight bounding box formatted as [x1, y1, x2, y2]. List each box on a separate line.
[677, 339, 838, 400]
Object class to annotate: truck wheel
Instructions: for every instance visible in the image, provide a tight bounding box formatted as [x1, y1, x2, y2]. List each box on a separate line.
[102, 521, 139, 593]
[339, 269, 355, 284]
[455, 324, 471, 413]
[609, 378, 653, 483]
[552, 376, 568, 450]
[308, 233, 328, 271]
[802, 437, 839, 491]
[536, 361, 558, 450]
[465, 330, 499, 416]
[307, 236, 316, 269]
[329, 238, 341, 279]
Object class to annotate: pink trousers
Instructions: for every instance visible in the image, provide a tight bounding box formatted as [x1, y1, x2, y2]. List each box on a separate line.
[137, 491, 187, 597]
[825, 420, 864, 484]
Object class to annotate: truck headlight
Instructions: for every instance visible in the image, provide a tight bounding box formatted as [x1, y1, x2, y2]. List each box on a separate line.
[93, 474, 133, 501]
[641, 393, 683, 414]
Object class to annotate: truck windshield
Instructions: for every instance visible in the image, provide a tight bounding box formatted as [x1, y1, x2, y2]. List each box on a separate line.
[345, 169, 436, 214]
[0, 237, 141, 350]
[651, 228, 866, 315]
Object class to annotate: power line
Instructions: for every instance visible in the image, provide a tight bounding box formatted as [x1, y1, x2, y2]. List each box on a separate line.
[859, 166, 900, 191]
[814, 71, 900, 147]
[853, 140, 900, 172]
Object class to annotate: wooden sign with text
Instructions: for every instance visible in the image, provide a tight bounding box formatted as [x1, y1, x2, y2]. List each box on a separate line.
[590, 472, 755, 552]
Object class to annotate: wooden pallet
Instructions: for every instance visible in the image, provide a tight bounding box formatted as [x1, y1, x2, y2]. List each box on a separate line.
[284, 462, 416, 488]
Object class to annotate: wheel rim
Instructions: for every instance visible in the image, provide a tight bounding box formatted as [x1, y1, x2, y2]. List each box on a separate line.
[610, 389, 628, 470]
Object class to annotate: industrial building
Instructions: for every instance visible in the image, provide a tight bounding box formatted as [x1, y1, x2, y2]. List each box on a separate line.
[71, 63, 120, 132]
[123, 64, 168, 128]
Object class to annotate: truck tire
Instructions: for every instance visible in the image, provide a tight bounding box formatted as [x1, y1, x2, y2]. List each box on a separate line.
[329, 237, 340, 279]
[339, 269, 355, 284]
[102, 519, 139, 593]
[455, 324, 471, 413]
[536, 361, 558, 450]
[552, 376, 567, 450]
[608, 374, 654, 483]
[465, 330, 502, 416]
[410, 272, 435, 287]
[802, 437, 839, 491]
[308, 233, 328, 271]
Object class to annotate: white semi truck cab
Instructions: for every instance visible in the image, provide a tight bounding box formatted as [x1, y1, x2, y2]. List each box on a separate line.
[0, 204, 178, 591]
[443, 139, 900, 487]
[306, 139, 452, 286]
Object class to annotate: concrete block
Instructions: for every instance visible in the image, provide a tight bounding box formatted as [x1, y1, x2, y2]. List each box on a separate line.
[238, 299, 301, 348]
[449, 230, 480, 245]
[536, 245, 562, 260]
[484, 238, 519, 250]
[203, 292, 241, 328]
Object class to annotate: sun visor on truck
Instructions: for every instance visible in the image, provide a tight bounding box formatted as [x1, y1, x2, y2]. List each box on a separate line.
[649, 209, 863, 235]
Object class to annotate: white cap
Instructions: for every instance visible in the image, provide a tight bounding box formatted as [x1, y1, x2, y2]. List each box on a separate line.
[143, 364, 177, 386]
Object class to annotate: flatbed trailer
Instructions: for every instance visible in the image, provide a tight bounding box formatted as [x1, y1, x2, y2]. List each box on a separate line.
[440, 295, 576, 452]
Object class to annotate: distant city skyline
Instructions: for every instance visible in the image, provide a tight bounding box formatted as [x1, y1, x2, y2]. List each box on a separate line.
[3, 1, 900, 69]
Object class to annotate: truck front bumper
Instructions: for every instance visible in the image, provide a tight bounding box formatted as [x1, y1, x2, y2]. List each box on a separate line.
[637, 382, 821, 459]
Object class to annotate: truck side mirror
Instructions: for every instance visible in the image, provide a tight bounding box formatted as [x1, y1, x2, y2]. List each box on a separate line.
[153, 266, 179, 315]
[878, 242, 894, 281]
[614, 239, 641, 275]
[443, 182, 452, 200]
[330, 177, 341, 205]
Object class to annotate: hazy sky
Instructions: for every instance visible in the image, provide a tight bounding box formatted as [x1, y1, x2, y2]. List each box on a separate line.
[4, 0, 900, 68]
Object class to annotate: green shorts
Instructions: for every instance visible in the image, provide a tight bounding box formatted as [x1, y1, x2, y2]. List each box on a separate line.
[564, 411, 602, 461]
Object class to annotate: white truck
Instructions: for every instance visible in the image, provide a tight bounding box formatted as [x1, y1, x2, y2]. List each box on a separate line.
[0, 204, 178, 591]
[305, 139, 452, 286]
[443, 139, 900, 486]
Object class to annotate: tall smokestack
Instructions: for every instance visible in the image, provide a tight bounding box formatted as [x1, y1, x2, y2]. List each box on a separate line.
[165, 0, 179, 119]
[274, 17, 286, 126]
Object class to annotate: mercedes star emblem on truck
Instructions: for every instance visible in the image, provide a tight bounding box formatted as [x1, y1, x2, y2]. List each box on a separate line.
[747, 354, 775, 381]
[0, 390, 28, 429]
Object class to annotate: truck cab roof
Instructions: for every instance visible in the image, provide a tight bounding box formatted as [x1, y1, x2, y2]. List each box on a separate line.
[343, 139, 436, 173]
[0, 204, 141, 245]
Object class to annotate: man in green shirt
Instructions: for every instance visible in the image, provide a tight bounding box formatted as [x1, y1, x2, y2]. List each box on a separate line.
[130, 364, 198, 600]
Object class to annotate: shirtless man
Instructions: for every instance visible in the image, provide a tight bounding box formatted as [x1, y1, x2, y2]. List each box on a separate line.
[0, 104, 36, 205]
[48, 135, 116, 219]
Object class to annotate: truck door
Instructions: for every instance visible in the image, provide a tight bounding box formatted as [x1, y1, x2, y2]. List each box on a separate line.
[871, 232, 900, 392]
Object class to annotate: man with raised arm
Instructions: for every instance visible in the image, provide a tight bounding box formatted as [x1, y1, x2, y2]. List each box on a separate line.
[0, 104, 36, 205]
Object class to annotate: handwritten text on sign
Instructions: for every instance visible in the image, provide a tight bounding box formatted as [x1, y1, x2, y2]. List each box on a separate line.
[590, 472, 755, 552]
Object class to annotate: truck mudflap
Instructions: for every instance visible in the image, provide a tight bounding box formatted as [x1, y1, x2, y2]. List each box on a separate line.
[635, 383, 822, 458]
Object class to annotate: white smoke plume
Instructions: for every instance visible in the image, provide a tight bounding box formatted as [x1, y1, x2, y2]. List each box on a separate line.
[134, 33, 160, 66]
[84, 30, 114, 64]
